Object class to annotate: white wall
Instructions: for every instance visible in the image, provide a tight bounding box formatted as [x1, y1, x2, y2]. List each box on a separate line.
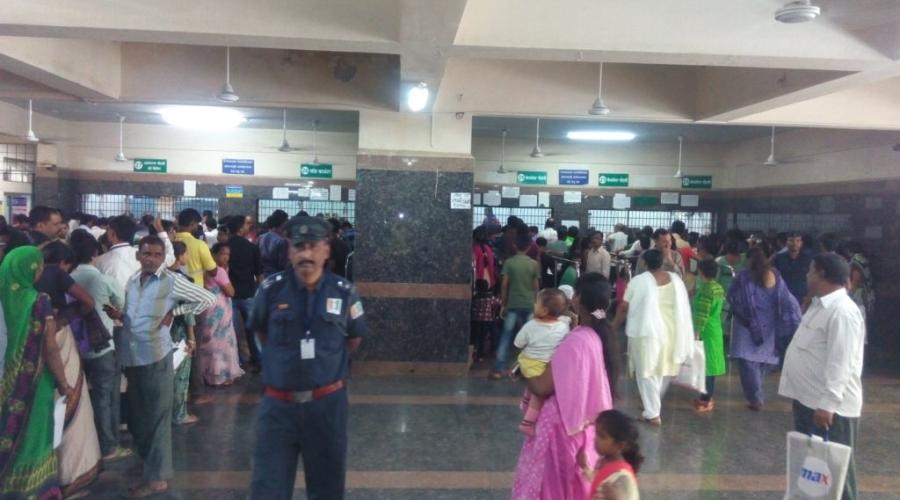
[472, 136, 725, 189]
[54, 121, 360, 180]
[722, 128, 900, 189]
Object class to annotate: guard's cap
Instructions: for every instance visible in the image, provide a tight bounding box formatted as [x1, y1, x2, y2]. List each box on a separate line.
[284, 216, 330, 244]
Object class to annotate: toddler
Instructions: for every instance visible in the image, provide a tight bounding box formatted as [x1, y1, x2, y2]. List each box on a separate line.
[514, 288, 573, 435]
[586, 410, 642, 500]
[471, 279, 499, 361]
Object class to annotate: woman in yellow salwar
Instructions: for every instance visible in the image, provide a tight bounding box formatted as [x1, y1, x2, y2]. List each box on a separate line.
[0, 246, 74, 499]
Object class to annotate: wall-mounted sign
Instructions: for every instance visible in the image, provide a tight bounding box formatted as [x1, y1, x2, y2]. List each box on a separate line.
[222, 159, 254, 175]
[450, 192, 471, 210]
[301, 163, 333, 179]
[598, 173, 629, 187]
[133, 158, 167, 173]
[310, 188, 330, 201]
[559, 169, 589, 186]
[517, 171, 547, 185]
[225, 185, 244, 199]
[681, 175, 712, 189]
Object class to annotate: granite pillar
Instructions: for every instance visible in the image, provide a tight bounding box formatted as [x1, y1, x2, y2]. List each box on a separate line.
[352, 154, 474, 375]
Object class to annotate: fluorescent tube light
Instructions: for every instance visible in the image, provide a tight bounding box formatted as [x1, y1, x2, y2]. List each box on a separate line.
[160, 106, 246, 129]
[567, 130, 635, 142]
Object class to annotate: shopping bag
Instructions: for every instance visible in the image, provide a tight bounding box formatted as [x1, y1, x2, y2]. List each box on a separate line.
[784, 431, 852, 500]
[673, 340, 706, 393]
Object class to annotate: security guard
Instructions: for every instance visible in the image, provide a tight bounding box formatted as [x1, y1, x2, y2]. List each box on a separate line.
[248, 216, 367, 500]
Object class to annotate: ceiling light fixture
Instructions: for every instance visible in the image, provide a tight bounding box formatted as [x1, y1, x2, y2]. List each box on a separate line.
[588, 63, 610, 116]
[160, 106, 246, 129]
[115, 115, 128, 162]
[775, 0, 821, 23]
[407, 82, 429, 112]
[530, 118, 544, 158]
[567, 130, 635, 142]
[674, 135, 684, 179]
[25, 99, 39, 143]
[278, 109, 292, 152]
[218, 46, 239, 102]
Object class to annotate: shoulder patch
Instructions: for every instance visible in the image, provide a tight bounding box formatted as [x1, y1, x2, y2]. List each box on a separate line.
[350, 301, 364, 319]
[261, 272, 285, 290]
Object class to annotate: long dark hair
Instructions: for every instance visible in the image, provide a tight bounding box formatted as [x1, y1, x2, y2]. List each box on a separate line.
[746, 246, 771, 286]
[596, 410, 644, 473]
[575, 273, 619, 397]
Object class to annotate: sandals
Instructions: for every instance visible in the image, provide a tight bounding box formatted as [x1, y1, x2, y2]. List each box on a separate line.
[102, 447, 133, 462]
[639, 416, 662, 426]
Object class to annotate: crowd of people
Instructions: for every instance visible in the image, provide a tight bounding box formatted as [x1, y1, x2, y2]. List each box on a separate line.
[0, 205, 356, 498]
[474, 213, 871, 500]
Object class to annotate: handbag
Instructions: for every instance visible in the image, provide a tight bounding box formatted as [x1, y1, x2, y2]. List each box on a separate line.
[673, 340, 706, 393]
[784, 431, 851, 500]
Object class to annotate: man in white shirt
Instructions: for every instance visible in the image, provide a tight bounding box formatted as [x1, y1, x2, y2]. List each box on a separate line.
[779, 252, 864, 500]
[537, 221, 558, 244]
[96, 215, 175, 297]
[605, 223, 628, 254]
[584, 231, 611, 279]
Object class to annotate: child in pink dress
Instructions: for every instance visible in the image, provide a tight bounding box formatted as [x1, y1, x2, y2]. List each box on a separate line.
[585, 410, 642, 500]
[197, 243, 244, 386]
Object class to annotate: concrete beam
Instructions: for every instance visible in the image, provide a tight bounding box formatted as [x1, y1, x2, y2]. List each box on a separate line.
[0, 0, 401, 54]
[0, 36, 121, 99]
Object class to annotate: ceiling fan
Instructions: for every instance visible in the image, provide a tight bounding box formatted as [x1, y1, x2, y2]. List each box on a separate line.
[114, 115, 128, 162]
[738, 126, 809, 167]
[273, 109, 310, 152]
[529, 118, 567, 158]
[218, 46, 239, 102]
[588, 62, 610, 116]
[673, 135, 684, 178]
[20, 99, 67, 144]
[496, 129, 511, 174]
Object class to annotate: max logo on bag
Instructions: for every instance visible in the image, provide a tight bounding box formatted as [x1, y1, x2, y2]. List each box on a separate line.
[798, 456, 832, 497]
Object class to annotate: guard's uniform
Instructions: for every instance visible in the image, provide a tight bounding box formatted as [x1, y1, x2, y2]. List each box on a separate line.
[248, 217, 367, 500]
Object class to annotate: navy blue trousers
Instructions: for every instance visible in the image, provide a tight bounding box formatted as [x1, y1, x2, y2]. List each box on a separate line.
[250, 388, 348, 500]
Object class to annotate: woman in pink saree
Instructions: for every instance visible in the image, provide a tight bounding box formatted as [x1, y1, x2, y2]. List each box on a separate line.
[512, 274, 619, 499]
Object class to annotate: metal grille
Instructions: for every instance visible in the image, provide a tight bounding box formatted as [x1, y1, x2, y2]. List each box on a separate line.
[258, 199, 356, 224]
[726, 213, 852, 234]
[588, 210, 714, 235]
[0, 143, 36, 183]
[80, 194, 219, 220]
[472, 206, 551, 229]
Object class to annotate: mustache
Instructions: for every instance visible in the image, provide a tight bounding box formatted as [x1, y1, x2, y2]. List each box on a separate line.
[295, 260, 316, 266]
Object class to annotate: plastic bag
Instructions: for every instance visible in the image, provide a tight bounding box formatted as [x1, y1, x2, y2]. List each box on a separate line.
[784, 431, 851, 500]
[673, 340, 706, 393]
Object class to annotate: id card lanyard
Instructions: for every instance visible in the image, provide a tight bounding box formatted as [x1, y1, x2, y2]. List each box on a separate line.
[300, 288, 323, 360]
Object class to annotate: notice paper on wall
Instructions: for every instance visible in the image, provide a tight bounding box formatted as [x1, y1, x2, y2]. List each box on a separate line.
[272, 187, 290, 199]
[329, 185, 342, 201]
[348, 189, 356, 201]
[450, 192, 472, 210]
[519, 194, 538, 207]
[613, 194, 631, 210]
[183, 180, 197, 197]
[502, 186, 520, 198]
[563, 191, 582, 204]
[661, 192, 680, 205]
[538, 192, 551, 208]
[483, 190, 501, 206]
[562, 219, 580, 228]
[680, 194, 699, 207]
[310, 188, 329, 201]
[473, 193, 482, 206]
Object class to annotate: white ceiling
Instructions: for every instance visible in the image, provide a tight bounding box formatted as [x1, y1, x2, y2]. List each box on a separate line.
[0, 99, 359, 132]
[0, 0, 898, 133]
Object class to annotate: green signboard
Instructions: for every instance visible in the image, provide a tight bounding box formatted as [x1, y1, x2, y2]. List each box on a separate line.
[301, 163, 333, 179]
[681, 175, 713, 189]
[598, 173, 629, 187]
[133, 159, 167, 173]
[516, 171, 547, 185]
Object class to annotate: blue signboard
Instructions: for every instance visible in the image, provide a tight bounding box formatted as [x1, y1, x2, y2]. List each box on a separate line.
[222, 159, 255, 175]
[559, 169, 589, 185]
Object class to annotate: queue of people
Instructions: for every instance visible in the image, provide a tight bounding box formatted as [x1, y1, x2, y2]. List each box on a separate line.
[473, 217, 870, 500]
[0, 205, 359, 498]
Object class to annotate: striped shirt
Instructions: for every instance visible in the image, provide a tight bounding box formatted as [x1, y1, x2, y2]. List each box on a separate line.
[118, 267, 215, 367]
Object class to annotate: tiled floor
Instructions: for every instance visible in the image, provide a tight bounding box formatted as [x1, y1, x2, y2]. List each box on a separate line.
[86, 360, 900, 499]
